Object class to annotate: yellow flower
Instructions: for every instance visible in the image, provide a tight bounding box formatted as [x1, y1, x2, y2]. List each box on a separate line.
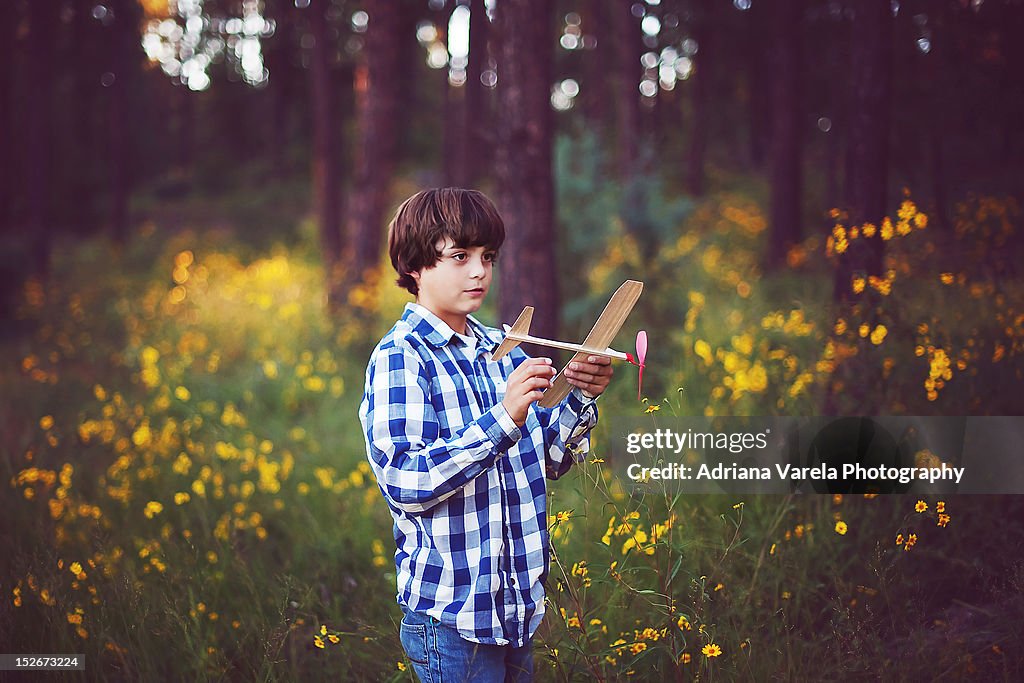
[702, 643, 722, 658]
[937, 514, 951, 527]
[143, 501, 163, 519]
[694, 340, 714, 366]
[835, 521, 848, 535]
[940, 272, 954, 285]
[314, 636, 324, 649]
[862, 222, 877, 238]
[175, 386, 191, 401]
[915, 500, 927, 513]
[320, 624, 327, 636]
[834, 318, 847, 335]
[895, 533, 904, 545]
[858, 324, 869, 338]
[680, 653, 692, 664]
[328, 634, 339, 644]
[852, 277, 866, 294]
[397, 662, 407, 671]
[869, 325, 887, 345]
[645, 405, 660, 414]
[881, 218, 894, 240]
[904, 533, 918, 551]
[936, 501, 945, 513]
[40, 415, 54, 430]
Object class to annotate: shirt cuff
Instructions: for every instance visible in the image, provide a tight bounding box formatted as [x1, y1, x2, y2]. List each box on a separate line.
[487, 402, 524, 449]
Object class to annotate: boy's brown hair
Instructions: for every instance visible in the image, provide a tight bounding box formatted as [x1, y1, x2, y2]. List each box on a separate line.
[388, 188, 505, 295]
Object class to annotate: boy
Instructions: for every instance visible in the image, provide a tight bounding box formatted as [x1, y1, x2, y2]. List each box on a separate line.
[359, 188, 612, 682]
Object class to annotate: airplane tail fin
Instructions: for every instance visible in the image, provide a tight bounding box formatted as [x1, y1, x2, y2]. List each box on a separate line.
[491, 306, 533, 361]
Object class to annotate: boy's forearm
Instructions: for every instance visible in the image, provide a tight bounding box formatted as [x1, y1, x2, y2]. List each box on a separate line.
[366, 402, 522, 514]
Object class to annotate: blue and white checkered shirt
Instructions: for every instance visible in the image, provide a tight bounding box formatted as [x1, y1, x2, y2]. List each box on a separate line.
[359, 303, 598, 647]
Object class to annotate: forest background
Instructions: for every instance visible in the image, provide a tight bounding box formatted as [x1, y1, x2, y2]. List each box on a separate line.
[2, 0, 1024, 680]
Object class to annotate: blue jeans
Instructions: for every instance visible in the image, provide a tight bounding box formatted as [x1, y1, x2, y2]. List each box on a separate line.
[398, 606, 535, 683]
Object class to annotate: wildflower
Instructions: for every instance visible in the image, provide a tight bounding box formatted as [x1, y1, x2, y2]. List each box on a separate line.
[677, 615, 692, 631]
[834, 521, 848, 535]
[702, 643, 722, 658]
[769, 543, 776, 555]
[782, 591, 791, 599]
[852, 277, 866, 294]
[937, 514, 951, 527]
[397, 662, 407, 671]
[915, 500, 928, 513]
[895, 534, 904, 545]
[714, 583, 724, 592]
[680, 653, 691, 664]
[936, 501, 945, 513]
[314, 636, 324, 649]
[862, 222, 877, 238]
[694, 340, 714, 366]
[328, 634, 339, 643]
[645, 405, 660, 414]
[732, 502, 744, 509]
[143, 501, 164, 519]
[552, 510, 573, 524]
[858, 324, 869, 338]
[940, 273, 954, 285]
[904, 533, 918, 551]
[870, 325, 888, 345]
[880, 218, 894, 240]
[175, 386, 191, 401]
[629, 642, 647, 655]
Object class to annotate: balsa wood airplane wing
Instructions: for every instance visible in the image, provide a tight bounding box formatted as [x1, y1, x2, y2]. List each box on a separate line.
[538, 280, 643, 408]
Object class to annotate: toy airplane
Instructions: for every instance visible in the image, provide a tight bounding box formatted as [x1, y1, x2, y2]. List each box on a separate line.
[492, 280, 647, 407]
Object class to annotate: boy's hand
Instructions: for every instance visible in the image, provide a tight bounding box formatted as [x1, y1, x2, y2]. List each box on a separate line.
[564, 355, 613, 398]
[502, 358, 556, 426]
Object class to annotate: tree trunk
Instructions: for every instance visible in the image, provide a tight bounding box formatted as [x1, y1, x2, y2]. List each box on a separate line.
[585, 0, 612, 132]
[263, 0, 294, 176]
[833, 0, 893, 304]
[686, 5, 714, 197]
[767, 0, 803, 269]
[309, 0, 345, 311]
[744, 0, 770, 170]
[25, 0, 59, 277]
[614, 0, 641, 176]
[348, 0, 403, 285]
[494, 0, 559, 349]
[463, 0, 490, 186]
[0, 0, 19, 236]
[107, 0, 140, 247]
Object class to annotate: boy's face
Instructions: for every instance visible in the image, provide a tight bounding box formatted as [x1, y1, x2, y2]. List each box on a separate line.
[412, 237, 497, 334]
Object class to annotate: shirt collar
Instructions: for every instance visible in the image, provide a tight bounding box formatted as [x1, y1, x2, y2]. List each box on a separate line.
[403, 303, 501, 353]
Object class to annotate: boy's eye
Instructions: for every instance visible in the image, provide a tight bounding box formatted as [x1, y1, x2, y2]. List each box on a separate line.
[484, 252, 498, 263]
[452, 252, 467, 261]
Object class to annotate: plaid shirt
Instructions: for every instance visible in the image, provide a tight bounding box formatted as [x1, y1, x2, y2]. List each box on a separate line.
[359, 303, 598, 647]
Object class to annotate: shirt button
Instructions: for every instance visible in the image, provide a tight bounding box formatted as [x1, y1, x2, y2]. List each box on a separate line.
[509, 576, 516, 586]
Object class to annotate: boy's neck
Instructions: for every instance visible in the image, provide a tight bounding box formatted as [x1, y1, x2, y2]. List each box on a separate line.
[417, 301, 468, 335]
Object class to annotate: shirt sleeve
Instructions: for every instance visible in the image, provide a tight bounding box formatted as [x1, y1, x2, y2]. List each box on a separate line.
[360, 343, 523, 514]
[536, 384, 599, 481]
